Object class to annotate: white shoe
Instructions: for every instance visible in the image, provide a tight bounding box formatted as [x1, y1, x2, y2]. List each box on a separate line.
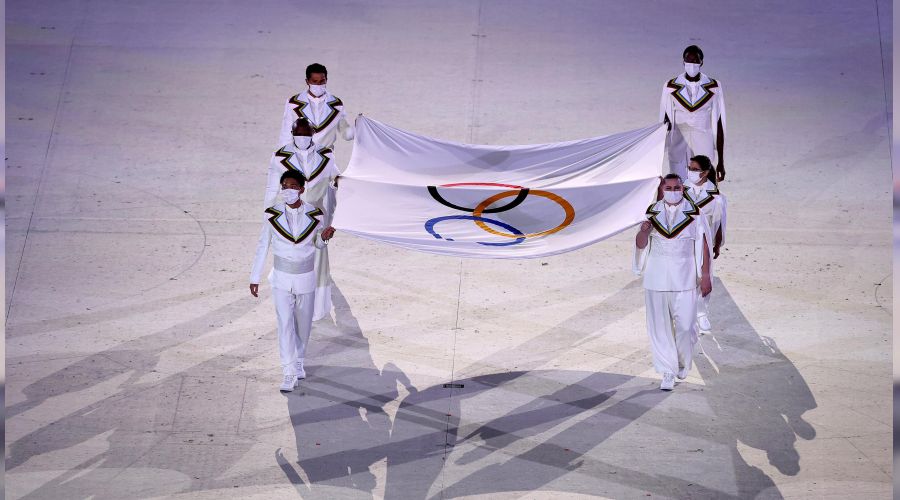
[295, 361, 306, 381]
[280, 374, 297, 392]
[660, 372, 675, 391]
[676, 367, 689, 380]
[697, 315, 712, 333]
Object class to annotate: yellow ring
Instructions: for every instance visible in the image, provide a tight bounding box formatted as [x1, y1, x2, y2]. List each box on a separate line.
[472, 190, 575, 238]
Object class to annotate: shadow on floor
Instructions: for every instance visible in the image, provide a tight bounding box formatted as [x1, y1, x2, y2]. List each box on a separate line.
[4, 276, 815, 499]
[6, 291, 275, 499]
[278, 278, 816, 499]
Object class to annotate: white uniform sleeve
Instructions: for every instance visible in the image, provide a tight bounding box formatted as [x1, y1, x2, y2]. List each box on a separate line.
[264, 153, 282, 208]
[338, 111, 355, 141]
[325, 152, 340, 176]
[716, 194, 727, 246]
[712, 80, 726, 145]
[659, 82, 673, 124]
[279, 97, 295, 148]
[694, 215, 713, 279]
[250, 222, 272, 284]
[326, 153, 341, 189]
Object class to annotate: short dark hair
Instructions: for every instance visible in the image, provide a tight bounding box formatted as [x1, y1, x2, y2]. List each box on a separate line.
[306, 63, 327, 79]
[690, 155, 713, 172]
[292, 117, 311, 133]
[280, 170, 306, 187]
[683, 45, 703, 62]
[663, 173, 683, 183]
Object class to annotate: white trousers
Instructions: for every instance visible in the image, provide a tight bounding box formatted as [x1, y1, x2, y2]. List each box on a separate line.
[667, 123, 715, 179]
[273, 287, 315, 376]
[644, 289, 698, 374]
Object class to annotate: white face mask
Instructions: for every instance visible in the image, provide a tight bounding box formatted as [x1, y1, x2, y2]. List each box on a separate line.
[308, 84, 326, 97]
[684, 62, 701, 78]
[663, 190, 684, 205]
[687, 170, 703, 185]
[281, 188, 301, 204]
[293, 136, 312, 150]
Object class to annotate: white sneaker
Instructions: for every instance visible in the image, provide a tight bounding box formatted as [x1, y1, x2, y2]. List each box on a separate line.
[697, 315, 712, 333]
[660, 372, 675, 391]
[676, 367, 689, 380]
[295, 361, 306, 381]
[280, 374, 297, 392]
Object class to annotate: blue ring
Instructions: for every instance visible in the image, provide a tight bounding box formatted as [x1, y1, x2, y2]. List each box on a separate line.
[425, 215, 525, 246]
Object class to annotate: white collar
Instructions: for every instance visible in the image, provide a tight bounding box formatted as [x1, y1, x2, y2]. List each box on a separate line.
[650, 198, 696, 233]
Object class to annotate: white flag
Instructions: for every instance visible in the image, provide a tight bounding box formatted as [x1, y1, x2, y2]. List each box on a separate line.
[332, 117, 666, 259]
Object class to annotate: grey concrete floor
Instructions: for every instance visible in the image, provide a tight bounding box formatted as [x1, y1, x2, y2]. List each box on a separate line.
[5, 1, 893, 499]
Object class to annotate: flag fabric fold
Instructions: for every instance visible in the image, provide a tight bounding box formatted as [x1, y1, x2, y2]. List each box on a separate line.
[332, 117, 666, 259]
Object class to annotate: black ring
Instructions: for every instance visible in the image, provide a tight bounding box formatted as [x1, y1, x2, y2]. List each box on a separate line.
[427, 186, 530, 214]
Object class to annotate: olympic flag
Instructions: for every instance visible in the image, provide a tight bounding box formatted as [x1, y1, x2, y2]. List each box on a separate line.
[332, 117, 666, 259]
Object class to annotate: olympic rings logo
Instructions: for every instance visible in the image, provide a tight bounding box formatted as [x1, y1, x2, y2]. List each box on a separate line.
[424, 182, 575, 246]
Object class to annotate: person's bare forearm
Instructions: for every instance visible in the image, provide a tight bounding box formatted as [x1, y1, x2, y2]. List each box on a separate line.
[716, 119, 725, 180]
[716, 120, 724, 159]
[699, 234, 713, 296]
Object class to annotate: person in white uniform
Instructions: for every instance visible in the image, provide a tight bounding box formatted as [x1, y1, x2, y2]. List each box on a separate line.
[277, 63, 355, 321]
[264, 117, 340, 208]
[684, 155, 727, 333]
[278, 63, 355, 151]
[659, 45, 726, 182]
[634, 174, 712, 390]
[250, 170, 336, 392]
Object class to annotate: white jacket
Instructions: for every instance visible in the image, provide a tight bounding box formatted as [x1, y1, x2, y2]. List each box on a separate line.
[659, 72, 726, 138]
[250, 202, 328, 293]
[686, 179, 727, 247]
[633, 198, 711, 292]
[278, 90, 354, 149]
[263, 142, 340, 208]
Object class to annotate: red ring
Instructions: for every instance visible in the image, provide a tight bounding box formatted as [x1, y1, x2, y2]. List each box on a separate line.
[440, 182, 524, 189]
